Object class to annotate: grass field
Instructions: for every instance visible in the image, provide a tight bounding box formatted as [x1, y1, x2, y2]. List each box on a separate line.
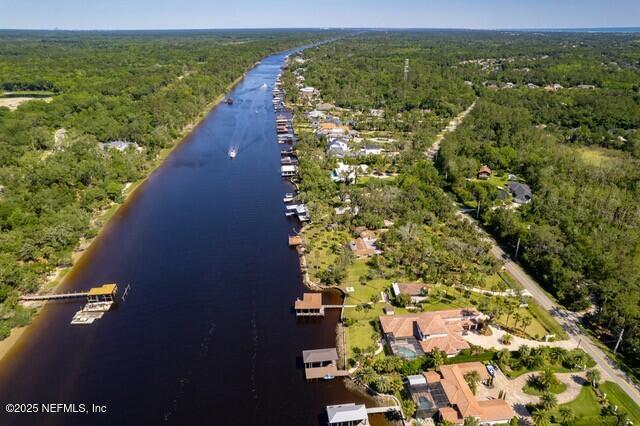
[600, 381, 640, 424]
[523, 381, 567, 396]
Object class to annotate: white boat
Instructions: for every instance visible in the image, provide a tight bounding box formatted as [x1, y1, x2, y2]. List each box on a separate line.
[283, 193, 295, 202]
[228, 145, 238, 159]
[260, 83, 268, 90]
[323, 374, 335, 380]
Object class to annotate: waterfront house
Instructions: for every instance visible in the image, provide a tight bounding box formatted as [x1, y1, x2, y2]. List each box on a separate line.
[506, 181, 532, 204]
[426, 363, 513, 425]
[326, 403, 369, 426]
[379, 308, 485, 358]
[392, 282, 430, 303]
[294, 293, 324, 317]
[477, 165, 492, 180]
[299, 86, 317, 98]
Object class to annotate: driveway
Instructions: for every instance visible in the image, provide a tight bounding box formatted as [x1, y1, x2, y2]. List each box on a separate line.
[476, 369, 588, 418]
[465, 325, 577, 351]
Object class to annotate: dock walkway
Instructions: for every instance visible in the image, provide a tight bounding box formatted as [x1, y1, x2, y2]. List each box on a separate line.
[365, 406, 401, 414]
[20, 292, 88, 301]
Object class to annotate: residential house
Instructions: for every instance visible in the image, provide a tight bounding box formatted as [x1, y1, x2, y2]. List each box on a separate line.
[327, 139, 350, 158]
[426, 363, 514, 425]
[330, 162, 368, 184]
[349, 229, 381, 257]
[300, 86, 317, 98]
[392, 282, 430, 303]
[98, 140, 142, 152]
[317, 102, 335, 111]
[359, 144, 383, 156]
[379, 308, 485, 357]
[477, 165, 492, 180]
[369, 108, 384, 118]
[506, 181, 532, 204]
[326, 404, 369, 426]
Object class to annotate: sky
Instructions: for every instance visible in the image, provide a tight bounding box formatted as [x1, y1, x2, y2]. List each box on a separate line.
[0, 0, 639, 30]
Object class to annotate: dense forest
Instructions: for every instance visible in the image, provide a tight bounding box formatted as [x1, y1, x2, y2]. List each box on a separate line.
[0, 29, 330, 338]
[291, 31, 640, 377]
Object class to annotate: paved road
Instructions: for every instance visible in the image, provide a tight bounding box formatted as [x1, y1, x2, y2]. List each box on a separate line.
[426, 97, 640, 408]
[460, 211, 640, 407]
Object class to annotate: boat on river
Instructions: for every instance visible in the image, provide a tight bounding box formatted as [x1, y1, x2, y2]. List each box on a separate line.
[224, 97, 233, 105]
[228, 145, 238, 159]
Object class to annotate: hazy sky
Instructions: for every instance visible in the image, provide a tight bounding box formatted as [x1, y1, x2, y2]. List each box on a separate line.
[1, 0, 639, 30]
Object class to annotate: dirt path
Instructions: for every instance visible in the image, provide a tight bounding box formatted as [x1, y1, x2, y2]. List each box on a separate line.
[425, 99, 477, 159]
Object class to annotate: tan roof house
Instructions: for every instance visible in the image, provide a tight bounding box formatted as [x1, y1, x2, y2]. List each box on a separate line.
[392, 282, 430, 303]
[430, 363, 513, 425]
[379, 309, 485, 357]
[477, 165, 492, 180]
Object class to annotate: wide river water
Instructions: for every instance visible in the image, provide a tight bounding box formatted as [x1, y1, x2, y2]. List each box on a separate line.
[0, 50, 384, 425]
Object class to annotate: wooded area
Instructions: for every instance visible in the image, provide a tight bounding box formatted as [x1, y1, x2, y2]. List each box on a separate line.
[0, 29, 326, 338]
[290, 31, 640, 378]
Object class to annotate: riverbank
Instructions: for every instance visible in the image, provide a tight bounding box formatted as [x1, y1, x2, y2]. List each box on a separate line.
[0, 70, 250, 363]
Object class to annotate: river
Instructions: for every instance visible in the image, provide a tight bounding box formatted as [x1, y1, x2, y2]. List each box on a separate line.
[0, 50, 385, 425]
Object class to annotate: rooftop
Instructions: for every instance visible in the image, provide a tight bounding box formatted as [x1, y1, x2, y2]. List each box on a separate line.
[326, 403, 368, 424]
[295, 293, 322, 310]
[302, 347, 338, 364]
[87, 283, 118, 296]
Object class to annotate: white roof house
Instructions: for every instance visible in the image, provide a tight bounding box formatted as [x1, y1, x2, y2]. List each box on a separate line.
[326, 403, 369, 426]
[98, 141, 142, 152]
[330, 162, 369, 184]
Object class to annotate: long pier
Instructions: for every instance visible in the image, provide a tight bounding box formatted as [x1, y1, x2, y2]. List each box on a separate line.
[366, 405, 401, 414]
[19, 292, 88, 302]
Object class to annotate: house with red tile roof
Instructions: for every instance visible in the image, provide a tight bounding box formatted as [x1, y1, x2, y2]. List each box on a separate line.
[379, 309, 485, 357]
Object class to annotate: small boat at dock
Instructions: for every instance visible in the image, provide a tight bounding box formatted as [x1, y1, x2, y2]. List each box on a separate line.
[224, 97, 233, 105]
[228, 145, 238, 159]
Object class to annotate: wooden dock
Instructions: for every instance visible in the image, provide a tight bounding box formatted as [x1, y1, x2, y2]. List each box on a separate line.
[304, 364, 349, 380]
[20, 292, 88, 301]
[366, 406, 401, 414]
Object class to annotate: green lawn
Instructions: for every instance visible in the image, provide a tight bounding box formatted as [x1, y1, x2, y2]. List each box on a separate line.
[600, 381, 640, 424]
[303, 226, 350, 281]
[560, 385, 601, 417]
[527, 300, 569, 340]
[523, 381, 567, 396]
[346, 320, 378, 359]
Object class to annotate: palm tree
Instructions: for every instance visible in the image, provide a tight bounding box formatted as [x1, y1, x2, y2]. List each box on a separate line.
[539, 368, 558, 391]
[549, 347, 566, 365]
[558, 406, 575, 425]
[586, 368, 601, 387]
[429, 349, 446, 369]
[521, 315, 533, 332]
[498, 349, 511, 366]
[513, 311, 523, 329]
[615, 411, 629, 426]
[464, 370, 482, 395]
[501, 333, 513, 345]
[463, 417, 480, 426]
[540, 392, 558, 411]
[532, 409, 551, 426]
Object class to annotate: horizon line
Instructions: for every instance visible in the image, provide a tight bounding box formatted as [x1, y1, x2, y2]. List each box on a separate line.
[0, 25, 639, 33]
